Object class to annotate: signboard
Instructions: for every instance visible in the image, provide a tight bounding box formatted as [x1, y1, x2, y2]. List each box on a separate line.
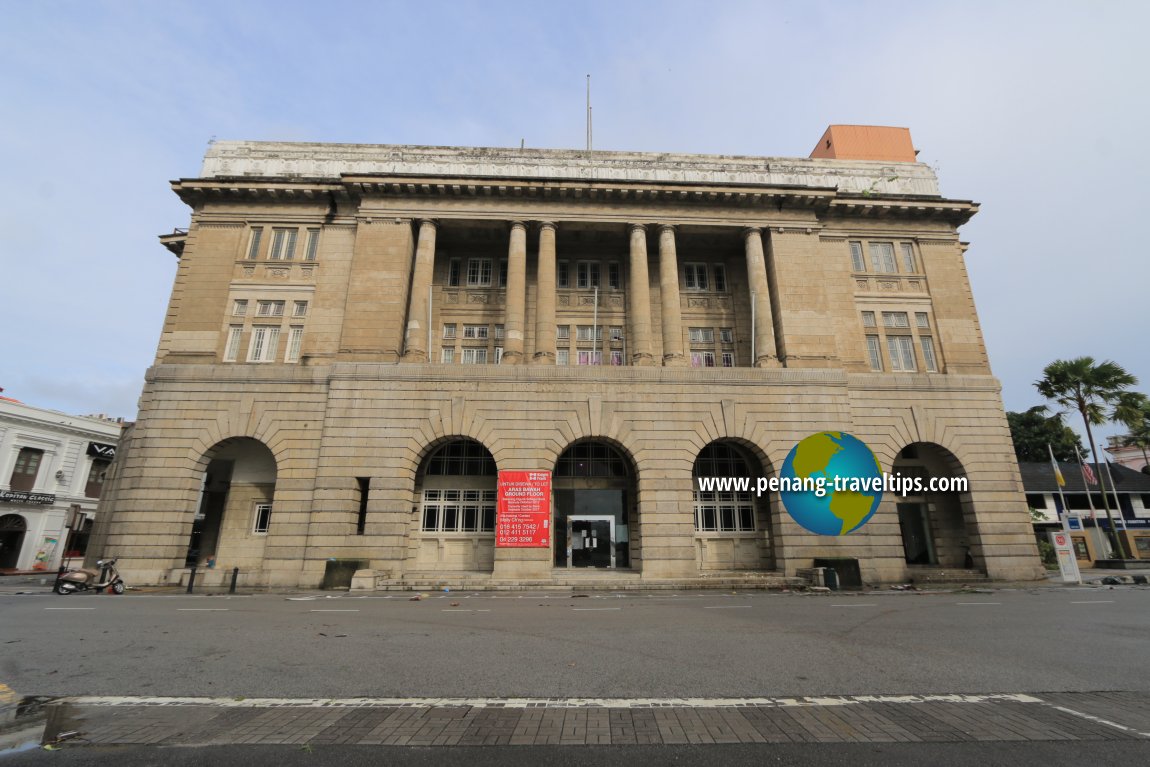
[0, 490, 55, 505]
[1049, 530, 1081, 584]
[87, 442, 117, 459]
[1066, 516, 1083, 531]
[496, 471, 551, 547]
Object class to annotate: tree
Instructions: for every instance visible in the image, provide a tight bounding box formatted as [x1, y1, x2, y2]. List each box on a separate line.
[1114, 392, 1150, 475]
[1006, 406, 1084, 463]
[1035, 357, 1139, 558]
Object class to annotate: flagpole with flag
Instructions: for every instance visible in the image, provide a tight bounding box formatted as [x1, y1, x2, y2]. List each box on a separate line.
[1074, 444, 1098, 521]
[1048, 443, 1071, 531]
[1100, 448, 1128, 537]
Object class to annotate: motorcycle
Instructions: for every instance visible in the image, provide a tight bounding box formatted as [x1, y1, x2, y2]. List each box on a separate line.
[54, 558, 125, 595]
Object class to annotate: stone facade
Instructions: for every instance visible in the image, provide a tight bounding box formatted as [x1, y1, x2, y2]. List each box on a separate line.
[92, 136, 1045, 588]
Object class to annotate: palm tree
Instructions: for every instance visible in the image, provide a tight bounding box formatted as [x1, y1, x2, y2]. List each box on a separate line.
[1035, 357, 1139, 558]
[1115, 392, 1150, 475]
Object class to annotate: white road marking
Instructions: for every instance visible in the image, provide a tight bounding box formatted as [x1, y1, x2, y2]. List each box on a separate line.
[572, 607, 621, 611]
[309, 609, 360, 612]
[1071, 600, 1114, 604]
[45, 607, 95, 610]
[830, 604, 877, 608]
[177, 608, 229, 611]
[957, 602, 1001, 605]
[55, 692, 1046, 709]
[442, 609, 491, 612]
[1047, 704, 1150, 738]
[703, 605, 752, 609]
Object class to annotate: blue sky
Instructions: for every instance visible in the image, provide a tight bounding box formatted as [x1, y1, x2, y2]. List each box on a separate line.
[1, 0, 1147, 445]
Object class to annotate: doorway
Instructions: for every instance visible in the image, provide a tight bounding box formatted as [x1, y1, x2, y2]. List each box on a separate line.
[898, 502, 935, 565]
[552, 441, 635, 569]
[0, 514, 28, 569]
[568, 515, 615, 568]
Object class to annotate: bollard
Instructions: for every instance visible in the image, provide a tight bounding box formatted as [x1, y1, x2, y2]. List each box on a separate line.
[229, 567, 239, 595]
[186, 565, 197, 594]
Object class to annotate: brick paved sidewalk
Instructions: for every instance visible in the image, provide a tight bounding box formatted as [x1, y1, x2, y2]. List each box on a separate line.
[22, 692, 1150, 749]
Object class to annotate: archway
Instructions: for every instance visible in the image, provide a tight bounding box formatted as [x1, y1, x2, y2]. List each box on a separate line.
[552, 440, 637, 569]
[891, 442, 978, 570]
[692, 441, 776, 570]
[0, 514, 27, 570]
[186, 438, 277, 567]
[411, 438, 498, 572]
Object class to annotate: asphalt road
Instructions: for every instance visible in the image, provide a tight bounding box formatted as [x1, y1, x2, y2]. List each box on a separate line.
[2, 586, 1149, 699]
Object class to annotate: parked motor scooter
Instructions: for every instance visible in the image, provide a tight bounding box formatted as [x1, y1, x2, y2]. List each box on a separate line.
[54, 558, 125, 595]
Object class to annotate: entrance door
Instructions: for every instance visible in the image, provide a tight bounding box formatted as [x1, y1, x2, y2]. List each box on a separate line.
[898, 502, 935, 565]
[568, 515, 614, 568]
[0, 514, 28, 569]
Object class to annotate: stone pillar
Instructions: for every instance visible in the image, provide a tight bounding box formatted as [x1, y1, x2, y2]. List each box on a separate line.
[401, 219, 437, 363]
[743, 227, 779, 367]
[502, 221, 528, 364]
[532, 222, 557, 364]
[657, 224, 686, 366]
[627, 224, 656, 366]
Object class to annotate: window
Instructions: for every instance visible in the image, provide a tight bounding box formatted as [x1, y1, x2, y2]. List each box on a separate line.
[304, 228, 320, 261]
[247, 326, 281, 362]
[442, 323, 457, 340]
[285, 326, 304, 363]
[684, 263, 708, 290]
[448, 259, 461, 287]
[10, 447, 43, 491]
[498, 259, 508, 288]
[915, 312, 930, 329]
[85, 459, 111, 499]
[861, 311, 876, 328]
[355, 477, 370, 535]
[257, 300, 285, 317]
[1026, 494, 1047, 510]
[556, 349, 569, 366]
[269, 228, 297, 261]
[609, 326, 624, 342]
[693, 443, 756, 532]
[253, 503, 272, 534]
[865, 335, 883, 371]
[608, 262, 621, 290]
[441, 348, 455, 364]
[900, 243, 916, 273]
[713, 265, 727, 292]
[494, 324, 505, 341]
[246, 227, 264, 260]
[232, 300, 248, 317]
[920, 336, 938, 372]
[461, 348, 488, 364]
[887, 335, 917, 371]
[849, 241, 865, 272]
[224, 326, 243, 362]
[576, 325, 603, 342]
[869, 242, 897, 273]
[557, 261, 569, 288]
[689, 327, 715, 344]
[467, 258, 493, 287]
[577, 350, 602, 365]
[610, 350, 624, 366]
[494, 346, 504, 364]
[292, 301, 308, 318]
[719, 328, 734, 344]
[721, 352, 735, 368]
[420, 489, 497, 533]
[463, 324, 489, 340]
[577, 261, 600, 289]
[882, 311, 909, 328]
[556, 325, 570, 341]
[691, 351, 716, 368]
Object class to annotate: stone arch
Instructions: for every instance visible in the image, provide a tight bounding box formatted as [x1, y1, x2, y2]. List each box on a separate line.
[0, 513, 28, 570]
[692, 439, 777, 571]
[891, 441, 981, 571]
[551, 438, 639, 570]
[408, 437, 499, 574]
[186, 437, 278, 569]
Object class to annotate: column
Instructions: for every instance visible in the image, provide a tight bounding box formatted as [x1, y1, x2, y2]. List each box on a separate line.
[627, 224, 655, 365]
[743, 227, 779, 367]
[401, 218, 437, 362]
[532, 222, 557, 364]
[658, 224, 686, 366]
[502, 221, 528, 364]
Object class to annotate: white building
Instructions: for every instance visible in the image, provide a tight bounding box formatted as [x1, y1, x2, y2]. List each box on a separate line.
[0, 396, 124, 572]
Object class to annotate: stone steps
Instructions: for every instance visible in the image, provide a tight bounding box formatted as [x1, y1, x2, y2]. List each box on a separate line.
[904, 567, 990, 585]
[365, 570, 800, 592]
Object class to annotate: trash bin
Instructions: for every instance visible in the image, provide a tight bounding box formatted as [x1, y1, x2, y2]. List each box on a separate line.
[813, 558, 862, 590]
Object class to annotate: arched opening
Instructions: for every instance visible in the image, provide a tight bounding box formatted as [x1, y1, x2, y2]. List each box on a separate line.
[187, 438, 277, 568]
[692, 441, 776, 570]
[892, 442, 978, 570]
[552, 440, 637, 569]
[0, 514, 28, 570]
[412, 439, 498, 572]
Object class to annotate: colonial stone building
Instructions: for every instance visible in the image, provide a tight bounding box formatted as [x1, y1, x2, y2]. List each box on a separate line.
[93, 126, 1044, 588]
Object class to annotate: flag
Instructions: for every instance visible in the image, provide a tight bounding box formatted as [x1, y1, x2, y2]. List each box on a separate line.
[1048, 444, 1065, 487]
[1082, 462, 1097, 486]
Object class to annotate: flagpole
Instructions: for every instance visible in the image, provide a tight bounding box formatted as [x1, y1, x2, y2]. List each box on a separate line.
[1048, 443, 1071, 532]
[1100, 447, 1129, 553]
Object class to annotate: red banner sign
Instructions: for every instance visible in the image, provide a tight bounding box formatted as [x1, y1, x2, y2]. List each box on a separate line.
[497, 471, 551, 547]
